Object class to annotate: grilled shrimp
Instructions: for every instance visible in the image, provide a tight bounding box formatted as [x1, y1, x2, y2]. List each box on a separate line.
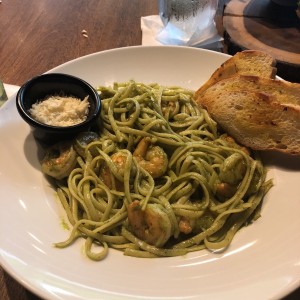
[215, 182, 237, 199]
[111, 151, 128, 177]
[99, 163, 113, 189]
[127, 200, 173, 247]
[214, 153, 246, 201]
[133, 137, 168, 178]
[99, 151, 130, 191]
[73, 131, 99, 157]
[161, 100, 177, 120]
[179, 213, 215, 234]
[178, 217, 194, 234]
[214, 136, 250, 200]
[41, 141, 77, 180]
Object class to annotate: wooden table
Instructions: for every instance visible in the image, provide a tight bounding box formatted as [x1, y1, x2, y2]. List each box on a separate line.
[0, 1, 299, 299]
[0, 0, 158, 86]
[223, 0, 300, 83]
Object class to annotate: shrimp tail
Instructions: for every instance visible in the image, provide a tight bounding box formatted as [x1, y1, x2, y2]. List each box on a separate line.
[127, 200, 173, 248]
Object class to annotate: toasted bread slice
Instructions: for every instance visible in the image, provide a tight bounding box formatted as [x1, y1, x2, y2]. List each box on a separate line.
[194, 50, 277, 98]
[196, 75, 300, 107]
[199, 85, 300, 155]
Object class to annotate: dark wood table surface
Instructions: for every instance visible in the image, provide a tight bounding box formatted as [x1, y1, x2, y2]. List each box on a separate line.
[0, 0, 299, 299]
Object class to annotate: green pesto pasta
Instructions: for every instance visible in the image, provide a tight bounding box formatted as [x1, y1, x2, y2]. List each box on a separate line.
[51, 80, 272, 260]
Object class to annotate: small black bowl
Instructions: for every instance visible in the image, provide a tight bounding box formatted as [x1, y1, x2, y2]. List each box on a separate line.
[16, 73, 101, 145]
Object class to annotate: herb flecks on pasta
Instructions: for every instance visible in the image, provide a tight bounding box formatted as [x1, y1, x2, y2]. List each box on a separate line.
[42, 81, 272, 260]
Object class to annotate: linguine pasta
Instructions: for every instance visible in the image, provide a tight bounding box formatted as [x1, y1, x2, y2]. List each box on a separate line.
[51, 81, 272, 260]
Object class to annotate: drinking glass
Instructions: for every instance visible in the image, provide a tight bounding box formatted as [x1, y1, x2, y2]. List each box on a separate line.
[156, 0, 219, 46]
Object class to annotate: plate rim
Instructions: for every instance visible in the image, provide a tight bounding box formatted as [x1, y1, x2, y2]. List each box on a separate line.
[1, 45, 299, 300]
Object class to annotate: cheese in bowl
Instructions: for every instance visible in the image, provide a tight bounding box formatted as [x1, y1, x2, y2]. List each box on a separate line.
[16, 73, 101, 144]
[29, 95, 90, 127]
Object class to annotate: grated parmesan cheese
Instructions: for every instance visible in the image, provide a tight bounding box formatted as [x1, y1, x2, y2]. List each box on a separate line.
[30, 95, 90, 126]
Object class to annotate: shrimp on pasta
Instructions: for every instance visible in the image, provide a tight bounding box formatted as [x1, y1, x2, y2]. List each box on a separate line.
[41, 80, 272, 261]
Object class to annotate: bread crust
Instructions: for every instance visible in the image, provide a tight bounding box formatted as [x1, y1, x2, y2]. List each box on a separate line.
[194, 50, 277, 99]
[196, 75, 300, 107]
[194, 50, 300, 155]
[198, 80, 300, 155]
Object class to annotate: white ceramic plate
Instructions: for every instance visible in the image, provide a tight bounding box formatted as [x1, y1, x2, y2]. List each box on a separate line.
[0, 46, 300, 300]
